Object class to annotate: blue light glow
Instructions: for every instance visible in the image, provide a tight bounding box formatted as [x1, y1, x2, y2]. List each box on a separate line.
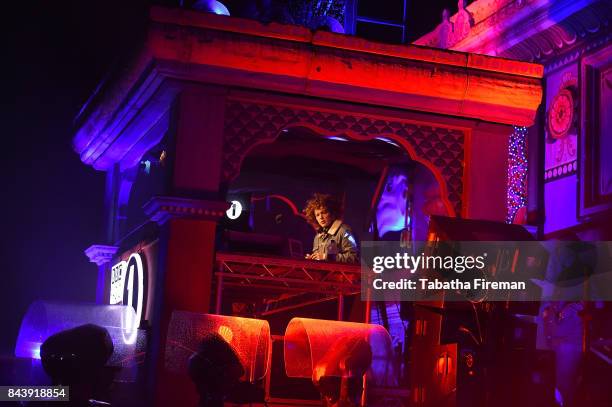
[327, 136, 348, 142]
[211, 1, 230, 15]
[376, 171, 410, 237]
[31, 343, 41, 359]
[193, 0, 230, 16]
[555, 388, 563, 406]
[375, 137, 400, 148]
[15, 301, 139, 361]
[141, 160, 151, 175]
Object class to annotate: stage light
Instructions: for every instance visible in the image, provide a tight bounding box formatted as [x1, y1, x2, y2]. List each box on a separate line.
[375, 137, 400, 148]
[284, 318, 396, 406]
[15, 301, 142, 372]
[192, 0, 230, 16]
[30, 342, 42, 359]
[166, 313, 270, 405]
[40, 325, 115, 405]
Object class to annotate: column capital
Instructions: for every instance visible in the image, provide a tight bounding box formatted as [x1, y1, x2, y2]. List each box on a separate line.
[143, 196, 229, 225]
[84, 245, 119, 266]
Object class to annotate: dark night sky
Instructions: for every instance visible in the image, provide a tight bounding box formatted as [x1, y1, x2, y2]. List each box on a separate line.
[2, 0, 146, 356]
[2, 0, 457, 356]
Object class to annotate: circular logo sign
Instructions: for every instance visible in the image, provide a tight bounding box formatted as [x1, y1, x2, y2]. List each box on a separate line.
[226, 200, 243, 220]
[110, 252, 146, 345]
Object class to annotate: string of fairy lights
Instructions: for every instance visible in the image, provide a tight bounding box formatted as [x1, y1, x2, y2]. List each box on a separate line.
[506, 126, 528, 223]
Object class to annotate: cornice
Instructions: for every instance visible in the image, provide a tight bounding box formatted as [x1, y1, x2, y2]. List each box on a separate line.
[73, 6, 543, 171]
[84, 245, 120, 266]
[143, 196, 229, 225]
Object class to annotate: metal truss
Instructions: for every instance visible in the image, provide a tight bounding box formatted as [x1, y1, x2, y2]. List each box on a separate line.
[215, 252, 362, 294]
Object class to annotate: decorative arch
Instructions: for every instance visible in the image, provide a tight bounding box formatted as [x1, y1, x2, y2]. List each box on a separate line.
[251, 194, 309, 222]
[223, 100, 465, 215]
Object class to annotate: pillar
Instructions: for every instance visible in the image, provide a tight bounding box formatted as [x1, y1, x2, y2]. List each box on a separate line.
[145, 84, 229, 407]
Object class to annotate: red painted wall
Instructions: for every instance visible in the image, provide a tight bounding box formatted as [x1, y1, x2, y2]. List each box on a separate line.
[465, 124, 511, 221]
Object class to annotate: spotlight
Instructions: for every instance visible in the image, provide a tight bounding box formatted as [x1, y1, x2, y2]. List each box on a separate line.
[192, 0, 230, 16]
[313, 337, 372, 407]
[40, 324, 115, 405]
[188, 333, 244, 407]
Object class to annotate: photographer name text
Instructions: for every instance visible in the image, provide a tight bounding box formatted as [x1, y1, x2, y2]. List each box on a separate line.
[372, 278, 525, 290]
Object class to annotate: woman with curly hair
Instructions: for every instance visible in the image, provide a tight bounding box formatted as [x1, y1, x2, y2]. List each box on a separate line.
[303, 193, 358, 263]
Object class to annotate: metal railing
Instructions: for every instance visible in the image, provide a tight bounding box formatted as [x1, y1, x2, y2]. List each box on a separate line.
[214, 252, 361, 313]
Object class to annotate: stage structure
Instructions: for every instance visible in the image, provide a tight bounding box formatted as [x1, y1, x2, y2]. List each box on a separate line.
[70, 5, 544, 406]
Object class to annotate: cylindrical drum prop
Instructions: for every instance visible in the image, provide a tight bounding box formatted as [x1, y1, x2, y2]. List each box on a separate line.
[284, 317, 395, 386]
[15, 300, 143, 368]
[165, 311, 271, 382]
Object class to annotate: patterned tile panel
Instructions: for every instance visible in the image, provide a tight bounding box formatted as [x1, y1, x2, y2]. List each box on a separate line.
[223, 100, 465, 214]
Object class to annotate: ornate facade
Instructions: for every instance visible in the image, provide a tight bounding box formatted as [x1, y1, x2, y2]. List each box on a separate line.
[416, 0, 611, 237]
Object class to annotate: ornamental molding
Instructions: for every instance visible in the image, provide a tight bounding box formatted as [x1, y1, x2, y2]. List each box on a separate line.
[73, 5, 543, 170]
[415, 0, 609, 64]
[545, 160, 578, 182]
[501, 1, 611, 63]
[143, 196, 229, 225]
[222, 99, 465, 215]
[543, 33, 612, 74]
[85, 245, 120, 266]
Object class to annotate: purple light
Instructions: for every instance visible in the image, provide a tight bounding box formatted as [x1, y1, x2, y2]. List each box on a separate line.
[327, 136, 348, 142]
[555, 388, 564, 406]
[193, 0, 230, 16]
[376, 171, 410, 237]
[211, 1, 230, 15]
[15, 301, 139, 362]
[31, 343, 41, 359]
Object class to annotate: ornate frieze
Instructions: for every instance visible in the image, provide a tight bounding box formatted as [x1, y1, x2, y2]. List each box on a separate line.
[545, 161, 577, 182]
[415, 0, 610, 65]
[502, 1, 611, 64]
[222, 100, 465, 215]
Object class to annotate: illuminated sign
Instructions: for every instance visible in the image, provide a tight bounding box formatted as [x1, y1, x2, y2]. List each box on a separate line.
[226, 200, 243, 220]
[110, 261, 127, 304]
[110, 253, 146, 344]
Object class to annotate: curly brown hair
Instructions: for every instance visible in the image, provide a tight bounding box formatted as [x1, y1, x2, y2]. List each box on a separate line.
[303, 193, 343, 229]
